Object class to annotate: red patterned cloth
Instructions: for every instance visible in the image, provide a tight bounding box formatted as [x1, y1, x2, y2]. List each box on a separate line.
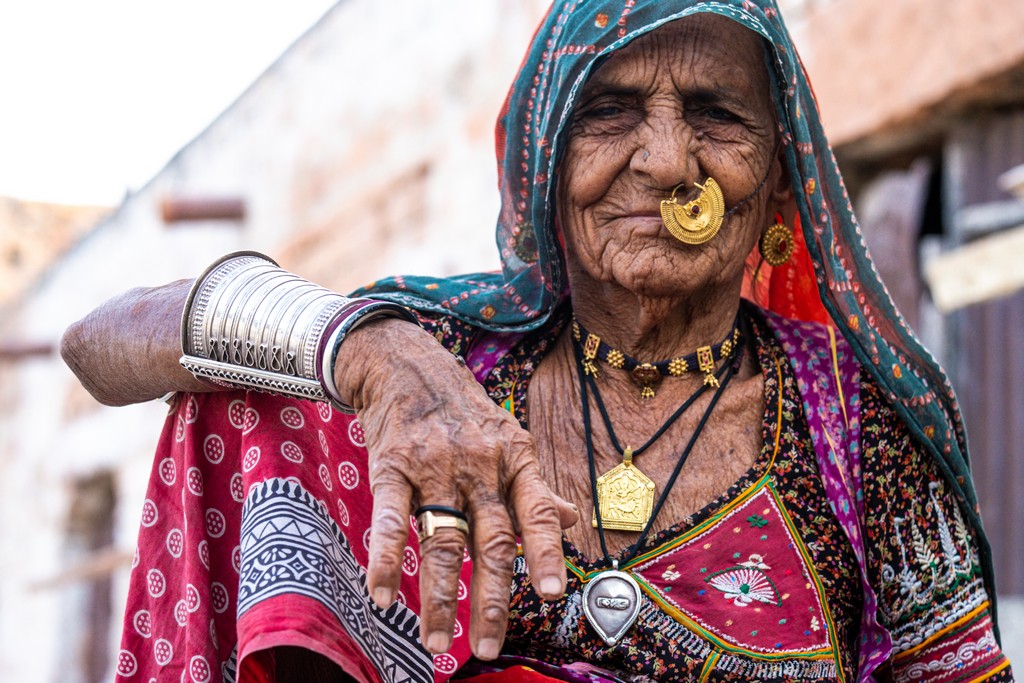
[115, 392, 475, 682]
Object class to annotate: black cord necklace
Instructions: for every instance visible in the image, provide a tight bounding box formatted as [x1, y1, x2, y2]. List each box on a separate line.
[582, 347, 735, 532]
[573, 326, 746, 646]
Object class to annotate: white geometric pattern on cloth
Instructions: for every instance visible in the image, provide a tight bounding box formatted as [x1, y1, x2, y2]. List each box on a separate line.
[146, 568, 165, 598]
[706, 566, 781, 607]
[197, 540, 210, 569]
[167, 528, 184, 557]
[903, 629, 999, 680]
[184, 395, 199, 423]
[347, 418, 366, 446]
[210, 582, 230, 614]
[187, 467, 204, 496]
[337, 498, 351, 526]
[230, 473, 246, 502]
[204, 508, 226, 538]
[158, 457, 176, 485]
[280, 406, 305, 429]
[338, 461, 359, 489]
[133, 609, 152, 638]
[189, 654, 212, 683]
[319, 463, 333, 491]
[434, 653, 459, 675]
[154, 638, 173, 666]
[242, 446, 261, 472]
[186, 583, 201, 612]
[141, 499, 158, 527]
[280, 440, 304, 463]
[204, 434, 225, 464]
[115, 650, 137, 678]
[227, 399, 257, 432]
[238, 478, 432, 683]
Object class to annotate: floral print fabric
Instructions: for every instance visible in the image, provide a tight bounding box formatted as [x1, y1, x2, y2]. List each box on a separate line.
[466, 308, 1010, 682]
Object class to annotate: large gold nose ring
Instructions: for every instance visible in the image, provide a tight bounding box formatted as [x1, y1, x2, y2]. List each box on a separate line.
[659, 178, 725, 245]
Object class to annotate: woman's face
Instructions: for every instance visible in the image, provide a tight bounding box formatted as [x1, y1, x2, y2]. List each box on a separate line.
[557, 14, 791, 299]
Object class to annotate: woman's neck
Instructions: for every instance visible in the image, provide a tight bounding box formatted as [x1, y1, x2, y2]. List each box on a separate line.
[569, 277, 744, 363]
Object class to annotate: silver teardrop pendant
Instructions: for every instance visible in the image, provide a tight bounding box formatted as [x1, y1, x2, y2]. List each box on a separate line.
[581, 567, 642, 645]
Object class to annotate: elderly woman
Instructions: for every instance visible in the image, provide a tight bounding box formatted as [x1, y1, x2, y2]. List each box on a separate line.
[63, 1, 1012, 682]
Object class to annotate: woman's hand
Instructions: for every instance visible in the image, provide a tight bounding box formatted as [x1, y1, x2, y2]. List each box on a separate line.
[336, 318, 577, 661]
[64, 280, 575, 660]
[61, 280, 211, 405]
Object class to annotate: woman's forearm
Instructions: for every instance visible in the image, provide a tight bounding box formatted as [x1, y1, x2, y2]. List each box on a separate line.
[61, 279, 212, 406]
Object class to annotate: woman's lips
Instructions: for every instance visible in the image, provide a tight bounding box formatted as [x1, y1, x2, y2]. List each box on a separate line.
[618, 213, 668, 236]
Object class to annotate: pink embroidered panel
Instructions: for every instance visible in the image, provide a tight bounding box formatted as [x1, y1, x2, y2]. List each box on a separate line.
[631, 482, 838, 659]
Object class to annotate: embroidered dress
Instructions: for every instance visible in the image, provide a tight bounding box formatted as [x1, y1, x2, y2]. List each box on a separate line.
[490, 311, 862, 681]
[461, 308, 1010, 682]
[114, 308, 1010, 682]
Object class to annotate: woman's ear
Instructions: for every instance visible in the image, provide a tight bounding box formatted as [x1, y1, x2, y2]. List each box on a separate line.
[768, 141, 797, 227]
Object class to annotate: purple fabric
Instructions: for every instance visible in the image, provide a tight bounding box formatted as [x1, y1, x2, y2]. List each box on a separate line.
[765, 312, 892, 682]
[467, 332, 523, 385]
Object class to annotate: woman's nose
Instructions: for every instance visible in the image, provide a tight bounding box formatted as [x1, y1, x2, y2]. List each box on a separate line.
[632, 110, 700, 189]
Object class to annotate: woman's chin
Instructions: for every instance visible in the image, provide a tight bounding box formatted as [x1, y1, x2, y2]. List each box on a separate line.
[605, 266, 715, 301]
[598, 247, 725, 296]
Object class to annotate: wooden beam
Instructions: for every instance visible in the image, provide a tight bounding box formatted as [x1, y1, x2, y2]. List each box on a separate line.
[924, 224, 1024, 313]
[0, 341, 55, 360]
[161, 196, 245, 224]
[28, 547, 133, 590]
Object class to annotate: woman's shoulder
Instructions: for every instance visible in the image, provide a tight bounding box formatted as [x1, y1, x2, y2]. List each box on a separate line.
[744, 301, 850, 355]
[407, 308, 484, 359]
[744, 303, 862, 416]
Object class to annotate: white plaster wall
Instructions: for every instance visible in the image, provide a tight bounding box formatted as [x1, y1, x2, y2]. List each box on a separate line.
[0, 0, 549, 680]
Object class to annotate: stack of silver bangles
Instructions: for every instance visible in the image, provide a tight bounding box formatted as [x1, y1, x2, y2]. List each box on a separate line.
[180, 251, 417, 413]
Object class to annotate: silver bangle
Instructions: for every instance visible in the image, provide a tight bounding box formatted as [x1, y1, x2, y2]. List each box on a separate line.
[319, 300, 421, 411]
[179, 251, 416, 411]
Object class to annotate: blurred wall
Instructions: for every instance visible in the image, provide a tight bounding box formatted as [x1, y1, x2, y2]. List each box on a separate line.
[784, 0, 1024, 151]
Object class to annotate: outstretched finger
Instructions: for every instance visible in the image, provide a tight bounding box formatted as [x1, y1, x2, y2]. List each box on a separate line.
[465, 495, 519, 660]
[507, 459, 572, 601]
[416, 512, 469, 654]
[366, 475, 414, 608]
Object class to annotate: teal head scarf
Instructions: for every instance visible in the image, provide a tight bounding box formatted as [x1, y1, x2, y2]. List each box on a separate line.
[359, 0, 996, 648]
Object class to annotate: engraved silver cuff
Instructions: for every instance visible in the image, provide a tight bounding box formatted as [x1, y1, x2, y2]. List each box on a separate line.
[179, 251, 415, 412]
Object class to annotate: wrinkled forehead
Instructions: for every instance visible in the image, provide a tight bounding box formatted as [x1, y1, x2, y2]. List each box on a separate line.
[580, 14, 773, 101]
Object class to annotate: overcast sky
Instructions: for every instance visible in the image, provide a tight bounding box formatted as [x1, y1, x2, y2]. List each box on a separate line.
[0, 1, 336, 207]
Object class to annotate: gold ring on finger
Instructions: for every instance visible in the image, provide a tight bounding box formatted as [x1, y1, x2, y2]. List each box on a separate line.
[415, 510, 469, 543]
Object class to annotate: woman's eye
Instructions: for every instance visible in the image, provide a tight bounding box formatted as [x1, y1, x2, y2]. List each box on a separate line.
[583, 104, 626, 120]
[571, 99, 642, 135]
[702, 107, 734, 122]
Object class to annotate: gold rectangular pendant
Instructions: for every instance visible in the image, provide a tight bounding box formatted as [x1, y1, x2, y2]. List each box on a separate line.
[592, 460, 656, 532]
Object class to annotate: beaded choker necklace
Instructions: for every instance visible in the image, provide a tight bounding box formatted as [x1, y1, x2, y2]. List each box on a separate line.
[571, 316, 741, 398]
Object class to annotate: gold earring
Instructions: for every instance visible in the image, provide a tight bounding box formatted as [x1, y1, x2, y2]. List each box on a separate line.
[759, 221, 794, 266]
[659, 178, 725, 245]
